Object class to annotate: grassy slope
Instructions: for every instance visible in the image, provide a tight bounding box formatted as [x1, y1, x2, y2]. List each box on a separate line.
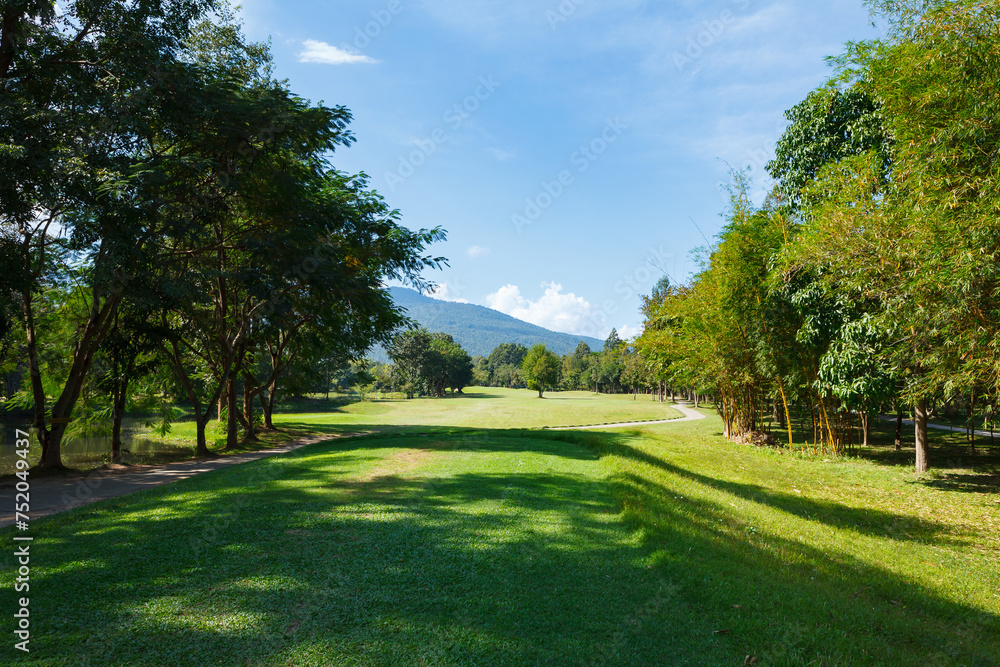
[3, 393, 999, 665]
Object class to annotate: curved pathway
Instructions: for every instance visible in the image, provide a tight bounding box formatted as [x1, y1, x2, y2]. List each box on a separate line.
[549, 403, 706, 431]
[0, 434, 339, 528]
[879, 415, 996, 439]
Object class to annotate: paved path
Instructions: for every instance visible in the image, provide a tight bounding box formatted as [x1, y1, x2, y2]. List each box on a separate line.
[879, 416, 997, 439]
[549, 403, 706, 431]
[0, 434, 336, 528]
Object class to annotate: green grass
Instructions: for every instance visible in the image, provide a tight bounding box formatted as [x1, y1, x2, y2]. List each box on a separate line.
[271, 388, 683, 433]
[3, 392, 999, 665]
[155, 388, 680, 444]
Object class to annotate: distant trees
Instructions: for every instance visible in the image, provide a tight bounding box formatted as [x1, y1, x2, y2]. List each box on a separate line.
[427, 333, 474, 396]
[486, 343, 528, 388]
[388, 334, 673, 401]
[522, 344, 561, 398]
[561, 342, 590, 391]
[387, 328, 473, 398]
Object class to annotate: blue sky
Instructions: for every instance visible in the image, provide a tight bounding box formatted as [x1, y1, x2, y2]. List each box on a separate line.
[237, 0, 881, 341]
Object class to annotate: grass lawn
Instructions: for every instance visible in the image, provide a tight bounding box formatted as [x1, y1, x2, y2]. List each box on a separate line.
[3, 391, 999, 665]
[160, 387, 683, 442]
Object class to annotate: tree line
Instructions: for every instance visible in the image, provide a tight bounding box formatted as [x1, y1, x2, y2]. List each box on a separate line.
[368, 325, 688, 401]
[635, 0, 1000, 472]
[0, 1, 444, 468]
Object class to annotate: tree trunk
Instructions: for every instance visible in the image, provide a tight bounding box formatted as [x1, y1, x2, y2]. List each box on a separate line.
[968, 391, 976, 455]
[226, 376, 239, 449]
[694, 390, 700, 409]
[241, 372, 258, 441]
[862, 413, 870, 448]
[811, 402, 816, 445]
[259, 388, 275, 430]
[915, 397, 929, 473]
[895, 407, 903, 452]
[847, 410, 853, 451]
[195, 416, 211, 457]
[25, 278, 115, 469]
[111, 380, 128, 464]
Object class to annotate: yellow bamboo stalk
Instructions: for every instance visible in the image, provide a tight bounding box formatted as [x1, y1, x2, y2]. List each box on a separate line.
[777, 378, 793, 447]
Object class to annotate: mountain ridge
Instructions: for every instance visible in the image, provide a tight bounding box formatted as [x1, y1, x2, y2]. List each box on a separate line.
[372, 287, 604, 359]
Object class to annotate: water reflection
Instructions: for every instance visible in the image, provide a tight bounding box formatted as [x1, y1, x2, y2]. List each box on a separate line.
[0, 417, 193, 474]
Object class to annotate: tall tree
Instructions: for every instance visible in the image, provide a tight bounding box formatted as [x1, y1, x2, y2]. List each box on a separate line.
[2, 0, 217, 468]
[522, 344, 561, 398]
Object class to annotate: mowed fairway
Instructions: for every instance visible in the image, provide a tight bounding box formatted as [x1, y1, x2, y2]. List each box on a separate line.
[3, 390, 999, 665]
[271, 388, 684, 433]
[157, 388, 684, 447]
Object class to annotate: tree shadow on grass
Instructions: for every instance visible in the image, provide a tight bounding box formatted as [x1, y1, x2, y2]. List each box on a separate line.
[7, 430, 1000, 666]
[851, 423, 1000, 492]
[603, 468, 1000, 665]
[919, 472, 1000, 493]
[580, 432, 967, 546]
[739, 418, 1000, 494]
[272, 426, 977, 544]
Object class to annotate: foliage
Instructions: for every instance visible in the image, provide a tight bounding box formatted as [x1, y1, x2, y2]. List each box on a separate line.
[0, 1, 445, 465]
[637, 1, 1000, 472]
[766, 87, 891, 210]
[522, 343, 561, 398]
[387, 328, 473, 397]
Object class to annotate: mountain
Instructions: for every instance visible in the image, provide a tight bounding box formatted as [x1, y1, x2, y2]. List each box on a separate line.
[371, 287, 605, 359]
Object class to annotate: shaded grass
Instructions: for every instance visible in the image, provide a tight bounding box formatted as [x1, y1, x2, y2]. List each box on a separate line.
[2, 432, 720, 665]
[2, 399, 999, 665]
[589, 417, 1000, 664]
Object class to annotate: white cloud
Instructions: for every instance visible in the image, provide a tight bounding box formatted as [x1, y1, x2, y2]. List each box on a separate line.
[298, 40, 378, 65]
[429, 283, 469, 303]
[485, 282, 595, 336]
[486, 147, 516, 162]
[617, 324, 642, 340]
[467, 245, 491, 258]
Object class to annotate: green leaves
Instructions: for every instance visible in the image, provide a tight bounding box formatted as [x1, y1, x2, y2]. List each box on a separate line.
[388, 329, 473, 397]
[522, 344, 561, 398]
[767, 87, 890, 212]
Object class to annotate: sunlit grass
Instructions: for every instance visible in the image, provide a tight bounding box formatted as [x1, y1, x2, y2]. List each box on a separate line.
[2, 394, 998, 665]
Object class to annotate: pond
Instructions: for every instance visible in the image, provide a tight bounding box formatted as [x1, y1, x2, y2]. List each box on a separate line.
[0, 416, 194, 475]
